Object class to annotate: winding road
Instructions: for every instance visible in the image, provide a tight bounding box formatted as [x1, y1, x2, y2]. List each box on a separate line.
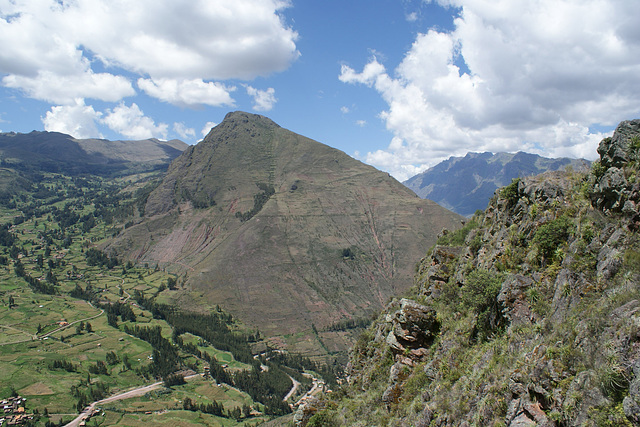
[283, 375, 301, 402]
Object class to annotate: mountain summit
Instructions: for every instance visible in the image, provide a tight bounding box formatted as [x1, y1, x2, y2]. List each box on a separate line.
[112, 111, 463, 354]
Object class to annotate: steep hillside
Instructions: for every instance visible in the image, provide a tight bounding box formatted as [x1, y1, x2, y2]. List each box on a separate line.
[109, 111, 463, 355]
[404, 151, 589, 217]
[300, 120, 640, 426]
[0, 131, 187, 176]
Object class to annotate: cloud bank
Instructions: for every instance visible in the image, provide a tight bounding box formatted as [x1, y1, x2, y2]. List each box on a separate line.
[340, 0, 640, 180]
[0, 0, 298, 138]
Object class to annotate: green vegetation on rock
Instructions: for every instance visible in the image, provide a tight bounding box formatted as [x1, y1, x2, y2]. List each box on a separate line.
[297, 120, 640, 426]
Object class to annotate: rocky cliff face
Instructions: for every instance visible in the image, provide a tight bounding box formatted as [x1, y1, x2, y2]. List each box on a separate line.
[301, 119, 640, 426]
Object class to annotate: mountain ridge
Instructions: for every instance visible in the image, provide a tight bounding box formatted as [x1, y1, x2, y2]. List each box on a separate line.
[0, 130, 188, 176]
[404, 151, 590, 216]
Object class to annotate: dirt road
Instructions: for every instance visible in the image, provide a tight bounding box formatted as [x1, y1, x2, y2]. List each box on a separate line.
[283, 375, 300, 402]
[64, 374, 201, 427]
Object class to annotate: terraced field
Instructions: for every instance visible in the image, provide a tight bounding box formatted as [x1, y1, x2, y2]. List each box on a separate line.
[0, 172, 283, 425]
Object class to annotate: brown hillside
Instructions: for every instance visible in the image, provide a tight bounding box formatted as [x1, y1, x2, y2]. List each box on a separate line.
[110, 111, 463, 353]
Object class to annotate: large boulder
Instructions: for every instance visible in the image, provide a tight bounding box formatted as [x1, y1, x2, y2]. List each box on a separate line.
[598, 119, 640, 168]
[592, 119, 640, 215]
[385, 298, 440, 365]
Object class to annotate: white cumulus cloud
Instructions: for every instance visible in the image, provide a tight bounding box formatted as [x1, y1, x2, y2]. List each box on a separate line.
[101, 103, 168, 140]
[0, 0, 298, 107]
[173, 122, 196, 141]
[245, 86, 277, 111]
[138, 78, 236, 108]
[340, 0, 640, 180]
[42, 99, 102, 139]
[3, 70, 134, 105]
[201, 121, 218, 137]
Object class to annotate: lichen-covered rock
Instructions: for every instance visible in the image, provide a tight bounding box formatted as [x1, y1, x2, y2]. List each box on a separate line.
[385, 298, 439, 364]
[507, 400, 553, 427]
[498, 274, 536, 327]
[598, 119, 640, 168]
[382, 362, 411, 408]
[418, 245, 463, 297]
[520, 172, 568, 205]
[624, 359, 640, 425]
[592, 119, 640, 215]
[293, 396, 324, 427]
[593, 167, 629, 211]
[551, 269, 586, 321]
[596, 245, 622, 282]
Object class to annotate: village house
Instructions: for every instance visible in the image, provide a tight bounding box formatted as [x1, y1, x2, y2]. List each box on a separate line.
[1, 396, 33, 426]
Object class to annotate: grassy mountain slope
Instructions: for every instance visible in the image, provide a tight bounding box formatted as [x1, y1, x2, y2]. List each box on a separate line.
[404, 151, 590, 217]
[302, 120, 640, 426]
[109, 112, 464, 354]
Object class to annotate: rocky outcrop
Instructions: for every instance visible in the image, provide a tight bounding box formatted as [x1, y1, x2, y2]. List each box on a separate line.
[317, 119, 640, 427]
[293, 396, 325, 427]
[625, 358, 640, 423]
[385, 298, 440, 366]
[498, 274, 537, 327]
[417, 245, 464, 298]
[598, 120, 640, 168]
[592, 120, 640, 219]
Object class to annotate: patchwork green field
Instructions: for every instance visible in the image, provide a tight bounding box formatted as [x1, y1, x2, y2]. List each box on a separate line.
[0, 172, 311, 425]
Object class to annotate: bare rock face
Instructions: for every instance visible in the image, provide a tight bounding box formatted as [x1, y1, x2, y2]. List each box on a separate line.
[385, 298, 440, 365]
[598, 119, 640, 168]
[592, 119, 640, 216]
[498, 274, 537, 327]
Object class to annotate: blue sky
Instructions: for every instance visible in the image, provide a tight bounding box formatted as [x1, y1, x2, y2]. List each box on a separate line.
[1, 0, 639, 180]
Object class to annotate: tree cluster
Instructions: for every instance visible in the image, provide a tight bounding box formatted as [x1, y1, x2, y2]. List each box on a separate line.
[49, 359, 77, 372]
[85, 247, 120, 269]
[122, 324, 180, 378]
[14, 259, 57, 294]
[235, 183, 275, 222]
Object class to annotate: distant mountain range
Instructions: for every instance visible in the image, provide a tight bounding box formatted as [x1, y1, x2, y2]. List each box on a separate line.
[0, 130, 187, 176]
[404, 151, 590, 216]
